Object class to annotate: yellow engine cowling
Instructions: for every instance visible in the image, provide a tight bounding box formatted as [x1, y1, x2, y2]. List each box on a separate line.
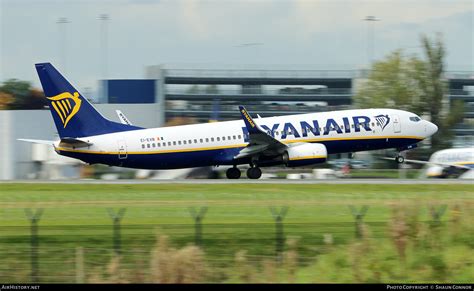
[283, 143, 328, 167]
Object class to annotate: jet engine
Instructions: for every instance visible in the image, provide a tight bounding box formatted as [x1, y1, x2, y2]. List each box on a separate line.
[282, 143, 328, 167]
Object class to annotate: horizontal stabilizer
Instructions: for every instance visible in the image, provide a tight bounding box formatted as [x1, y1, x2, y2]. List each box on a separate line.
[18, 139, 55, 145]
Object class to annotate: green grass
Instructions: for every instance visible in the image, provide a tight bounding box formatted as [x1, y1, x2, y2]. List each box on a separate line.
[0, 183, 472, 283]
[348, 169, 420, 179]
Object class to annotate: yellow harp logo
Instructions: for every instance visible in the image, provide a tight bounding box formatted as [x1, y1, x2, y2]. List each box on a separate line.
[47, 92, 82, 128]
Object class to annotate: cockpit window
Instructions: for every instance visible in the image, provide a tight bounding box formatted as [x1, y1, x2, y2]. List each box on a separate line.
[409, 116, 421, 122]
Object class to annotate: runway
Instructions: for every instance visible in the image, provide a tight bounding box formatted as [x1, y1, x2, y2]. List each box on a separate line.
[1, 179, 472, 184]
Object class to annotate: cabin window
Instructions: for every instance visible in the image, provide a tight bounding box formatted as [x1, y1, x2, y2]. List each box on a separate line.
[157, 143, 161, 147]
[351, 124, 354, 128]
[341, 125, 344, 130]
[147, 144, 150, 148]
[217, 137, 220, 141]
[183, 140, 187, 145]
[168, 142, 171, 146]
[211, 137, 215, 142]
[200, 138, 203, 143]
[222, 136, 226, 141]
[206, 138, 209, 142]
[142, 144, 145, 149]
[228, 136, 231, 140]
[152, 143, 156, 147]
[233, 135, 236, 140]
[275, 131, 279, 136]
[189, 140, 192, 144]
[194, 139, 198, 144]
[238, 135, 241, 139]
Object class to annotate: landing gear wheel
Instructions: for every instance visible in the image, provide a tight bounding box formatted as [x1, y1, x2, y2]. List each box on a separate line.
[246, 167, 262, 179]
[226, 167, 241, 179]
[395, 155, 405, 164]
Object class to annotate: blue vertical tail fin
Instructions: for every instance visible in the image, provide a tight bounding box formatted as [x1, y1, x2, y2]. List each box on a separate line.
[35, 63, 142, 138]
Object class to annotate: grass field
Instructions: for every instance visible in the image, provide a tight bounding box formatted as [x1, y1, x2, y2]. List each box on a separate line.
[0, 183, 472, 283]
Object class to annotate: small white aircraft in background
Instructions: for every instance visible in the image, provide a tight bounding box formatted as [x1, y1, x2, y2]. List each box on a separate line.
[20, 63, 438, 179]
[402, 147, 474, 179]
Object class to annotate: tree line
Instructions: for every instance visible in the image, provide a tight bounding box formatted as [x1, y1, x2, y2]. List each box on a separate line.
[0, 79, 47, 110]
[355, 33, 464, 151]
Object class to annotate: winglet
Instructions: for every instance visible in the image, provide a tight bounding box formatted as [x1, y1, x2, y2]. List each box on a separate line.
[116, 110, 133, 125]
[239, 106, 260, 134]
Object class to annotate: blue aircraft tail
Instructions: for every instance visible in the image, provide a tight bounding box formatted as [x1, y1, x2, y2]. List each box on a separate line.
[35, 63, 142, 138]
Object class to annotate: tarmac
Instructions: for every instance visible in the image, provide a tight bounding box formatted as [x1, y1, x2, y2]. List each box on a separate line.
[1, 179, 472, 184]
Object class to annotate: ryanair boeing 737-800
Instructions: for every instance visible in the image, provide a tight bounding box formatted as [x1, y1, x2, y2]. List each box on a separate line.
[20, 63, 438, 179]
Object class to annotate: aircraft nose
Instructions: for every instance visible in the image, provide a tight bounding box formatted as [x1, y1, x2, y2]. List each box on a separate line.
[425, 121, 438, 137]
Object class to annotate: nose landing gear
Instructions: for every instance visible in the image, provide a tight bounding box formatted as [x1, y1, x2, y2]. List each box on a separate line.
[395, 155, 405, 164]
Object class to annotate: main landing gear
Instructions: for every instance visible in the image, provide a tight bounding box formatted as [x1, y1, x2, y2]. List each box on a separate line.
[226, 166, 241, 179]
[246, 167, 262, 179]
[225, 166, 262, 179]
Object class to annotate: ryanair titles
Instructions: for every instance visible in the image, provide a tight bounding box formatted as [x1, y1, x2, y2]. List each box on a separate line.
[242, 115, 374, 141]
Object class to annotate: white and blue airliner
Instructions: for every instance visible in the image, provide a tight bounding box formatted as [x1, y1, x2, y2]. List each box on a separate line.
[20, 63, 438, 179]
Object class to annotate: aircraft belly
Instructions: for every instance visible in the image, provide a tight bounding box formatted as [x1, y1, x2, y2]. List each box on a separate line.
[59, 137, 421, 169]
[321, 137, 420, 154]
[60, 147, 244, 169]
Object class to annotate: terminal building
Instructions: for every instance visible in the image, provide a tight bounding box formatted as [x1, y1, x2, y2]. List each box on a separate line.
[147, 66, 474, 145]
[0, 66, 473, 179]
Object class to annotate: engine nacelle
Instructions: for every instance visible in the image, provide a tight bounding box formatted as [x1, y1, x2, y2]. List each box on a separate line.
[282, 143, 328, 167]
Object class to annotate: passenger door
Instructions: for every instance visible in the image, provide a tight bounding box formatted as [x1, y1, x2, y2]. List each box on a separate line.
[118, 140, 128, 160]
[393, 114, 401, 133]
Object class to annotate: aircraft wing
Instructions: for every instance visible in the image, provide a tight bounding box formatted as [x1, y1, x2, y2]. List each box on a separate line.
[235, 106, 287, 159]
[408, 159, 471, 170]
[382, 157, 471, 170]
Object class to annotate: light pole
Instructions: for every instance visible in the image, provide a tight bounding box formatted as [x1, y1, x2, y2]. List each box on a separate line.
[99, 14, 109, 102]
[99, 14, 109, 81]
[57, 17, 69, 73]
[363, 16, 380, 66]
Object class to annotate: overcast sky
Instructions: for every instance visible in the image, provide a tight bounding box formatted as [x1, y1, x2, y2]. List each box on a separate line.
[0, 0, 473, 93]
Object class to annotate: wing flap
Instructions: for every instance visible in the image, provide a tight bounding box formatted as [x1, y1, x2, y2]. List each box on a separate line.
[234, 144, 269, 159]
